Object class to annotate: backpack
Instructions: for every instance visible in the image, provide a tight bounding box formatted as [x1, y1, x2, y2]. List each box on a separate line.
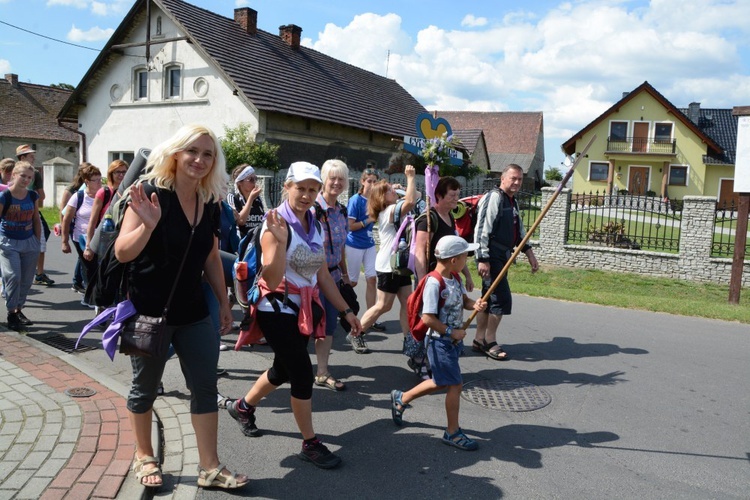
[84, 181, 168, 307]
[67, 190, 85, 241]
[390, 203, 439, 276]
[407, 270, 460, 341]
[313, 199, 347, 268]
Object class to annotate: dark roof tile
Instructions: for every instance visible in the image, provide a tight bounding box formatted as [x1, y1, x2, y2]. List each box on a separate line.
[0, 78, 78, 142]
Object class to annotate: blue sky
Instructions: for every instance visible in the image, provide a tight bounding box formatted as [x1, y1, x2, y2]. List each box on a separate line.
[1, 0, 749, 169]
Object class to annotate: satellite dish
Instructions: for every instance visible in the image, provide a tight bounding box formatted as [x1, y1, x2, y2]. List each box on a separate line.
[563, 156, 573, 168]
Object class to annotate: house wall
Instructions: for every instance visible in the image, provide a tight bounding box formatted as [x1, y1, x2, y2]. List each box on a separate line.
[571, 92, 714, 198]
[78, 7, 257, 169]
[0, 139, 77, 166]
[263, 113, 400, 169]
[705, 164, 735, 198]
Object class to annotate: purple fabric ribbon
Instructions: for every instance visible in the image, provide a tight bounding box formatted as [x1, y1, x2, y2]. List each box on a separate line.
[277, 200, 321, 252]
[424, 164, 440, 203]
[76, 300, 137, 360]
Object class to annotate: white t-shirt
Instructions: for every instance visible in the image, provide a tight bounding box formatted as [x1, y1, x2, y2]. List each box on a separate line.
[66, 191, 96, 242]
[256, 219, 325, 315]
[422, 274, 465, 338]
[375, 204, 399, 273]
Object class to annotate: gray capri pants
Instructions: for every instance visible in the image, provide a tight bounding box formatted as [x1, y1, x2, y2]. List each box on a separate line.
[127, 316, 219, 414]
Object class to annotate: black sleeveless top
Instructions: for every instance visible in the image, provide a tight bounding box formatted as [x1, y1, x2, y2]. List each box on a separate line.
[126, 188, 219, 325]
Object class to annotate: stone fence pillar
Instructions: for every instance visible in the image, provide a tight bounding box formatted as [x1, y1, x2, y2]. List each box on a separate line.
[537, 187, 571, 265]
[677, 196, 716, 281]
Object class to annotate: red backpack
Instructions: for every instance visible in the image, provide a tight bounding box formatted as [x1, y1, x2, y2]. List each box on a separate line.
[408, 270, 461, 341]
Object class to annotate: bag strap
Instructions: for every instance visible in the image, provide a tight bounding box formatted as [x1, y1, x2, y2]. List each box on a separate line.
[161, 192, 198, 317]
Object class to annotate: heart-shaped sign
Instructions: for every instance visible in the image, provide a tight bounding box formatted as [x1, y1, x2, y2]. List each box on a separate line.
[416, 113, 452, 139]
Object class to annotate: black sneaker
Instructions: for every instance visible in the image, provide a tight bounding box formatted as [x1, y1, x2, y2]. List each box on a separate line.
[16, 311, 33, 326]
[34, 273, 55, 286]
[298, 439, 342, 469]
[7, 312, 23, 332]
[71, 283, 86, 294]
[226, 399, 261, 437]
[371, 321, 386, 332]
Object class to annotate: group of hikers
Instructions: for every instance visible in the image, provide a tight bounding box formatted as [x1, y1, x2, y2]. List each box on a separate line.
[0, 124, 537, 490]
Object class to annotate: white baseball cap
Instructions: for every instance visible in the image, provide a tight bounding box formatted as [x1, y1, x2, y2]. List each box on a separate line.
[435, 235, 479, 259]
[286, 161, 322, 184]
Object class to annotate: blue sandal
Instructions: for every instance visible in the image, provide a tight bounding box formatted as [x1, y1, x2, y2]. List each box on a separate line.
[442, 428, 479, 451]
[390, 390, 410, 426]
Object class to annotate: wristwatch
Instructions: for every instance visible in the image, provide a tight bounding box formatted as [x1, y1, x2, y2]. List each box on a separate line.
[444, 326, 453, 337]
[339, 308, 353, 318]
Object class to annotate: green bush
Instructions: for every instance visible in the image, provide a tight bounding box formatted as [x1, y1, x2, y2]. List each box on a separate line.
[221, 123, 281, 172]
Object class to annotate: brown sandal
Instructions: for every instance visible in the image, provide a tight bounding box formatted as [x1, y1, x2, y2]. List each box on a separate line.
[315, 373, 346, 391]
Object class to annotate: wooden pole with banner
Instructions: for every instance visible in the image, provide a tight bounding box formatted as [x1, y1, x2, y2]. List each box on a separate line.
[729, 106, 750, 304]
[461, 135, 596, 330]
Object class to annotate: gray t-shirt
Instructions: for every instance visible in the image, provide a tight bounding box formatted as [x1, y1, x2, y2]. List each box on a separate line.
[422, 274, 465, 338]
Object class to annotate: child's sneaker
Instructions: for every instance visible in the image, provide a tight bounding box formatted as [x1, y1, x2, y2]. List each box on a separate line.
[390, 389, 410, 426]
[442, 428, 478, 451]
[226, 400, 261, 437]
[298, 438, 341, 469]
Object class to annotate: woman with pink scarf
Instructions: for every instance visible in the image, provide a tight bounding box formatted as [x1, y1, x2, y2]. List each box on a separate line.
[228, 162, 361, 469]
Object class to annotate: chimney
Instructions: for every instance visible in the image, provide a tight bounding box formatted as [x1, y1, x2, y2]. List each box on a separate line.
[279, 24, 302, 50]
[234, 7, 257, 35]
[688, 102, 701, 123]
[5, 73, 18, 87]
[621, 92, 630, 99]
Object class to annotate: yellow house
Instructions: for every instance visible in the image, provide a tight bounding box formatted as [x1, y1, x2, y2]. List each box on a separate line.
[562, 81, 738, 206]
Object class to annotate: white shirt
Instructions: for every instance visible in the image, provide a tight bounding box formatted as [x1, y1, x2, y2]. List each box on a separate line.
[375, 204, 398, 273]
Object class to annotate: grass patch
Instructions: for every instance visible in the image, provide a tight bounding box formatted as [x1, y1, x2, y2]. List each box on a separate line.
[468, 261, 750, 324]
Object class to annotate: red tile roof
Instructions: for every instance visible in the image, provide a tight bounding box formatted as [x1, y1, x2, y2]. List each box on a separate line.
[0, 76, 78, 142]
[436, 111, 543, 154]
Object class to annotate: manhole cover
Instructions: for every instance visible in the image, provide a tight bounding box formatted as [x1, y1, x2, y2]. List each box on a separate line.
[64, 387, 97, 398]
[40, 334, 98, 353]
[462, 379, 551, 412]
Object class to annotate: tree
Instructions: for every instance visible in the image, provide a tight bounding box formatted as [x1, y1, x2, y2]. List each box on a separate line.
[220, 123, 281, 172]
[545, 166, 563, 181]
[50, 83, 75, 90]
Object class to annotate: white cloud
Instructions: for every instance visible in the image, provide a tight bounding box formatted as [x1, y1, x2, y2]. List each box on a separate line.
[308, 13, 411, 76]
[67, 24, 114, 42]
[235, 0, 250, 7]
[0, 59, 10, 74]
[302, 1, 749, 163]
[461, 14, 487, 28]
[47, 0, 88, 8]
[90, 0, 130, 16]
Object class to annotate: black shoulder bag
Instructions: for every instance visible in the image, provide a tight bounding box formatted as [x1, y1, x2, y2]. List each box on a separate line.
[120, 193, 199, 358]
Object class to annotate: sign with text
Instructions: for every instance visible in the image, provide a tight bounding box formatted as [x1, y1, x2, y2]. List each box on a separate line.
[402, 135, 463, 164]
[735, 115, 750, 192]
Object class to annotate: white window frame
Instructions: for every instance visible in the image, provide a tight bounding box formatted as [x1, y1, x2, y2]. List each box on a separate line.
[109, 151, 135, 165]
[668, 164, 689, 186]
[134, 68, 148, 100]
[165, 64, 182, 99]
[588, 161, 609, 182]
[654, 122, 674, 143]
[609, 120, 629, 141]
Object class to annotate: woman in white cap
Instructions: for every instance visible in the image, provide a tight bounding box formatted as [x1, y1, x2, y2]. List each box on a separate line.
[228, 161, 361, 469]
[228, 164, 265, 239]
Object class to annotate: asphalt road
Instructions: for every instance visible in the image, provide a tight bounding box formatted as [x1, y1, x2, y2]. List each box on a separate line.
[26, 241, 750, 499]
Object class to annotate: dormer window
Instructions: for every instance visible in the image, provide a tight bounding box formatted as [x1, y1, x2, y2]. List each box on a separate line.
[165, 65, 181, 99]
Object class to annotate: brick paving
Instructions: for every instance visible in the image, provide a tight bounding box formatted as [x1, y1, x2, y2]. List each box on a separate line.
[0, 332, 134, 499]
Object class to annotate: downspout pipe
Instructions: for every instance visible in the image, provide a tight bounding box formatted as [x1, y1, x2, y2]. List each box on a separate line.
[57, 119, 87, 163]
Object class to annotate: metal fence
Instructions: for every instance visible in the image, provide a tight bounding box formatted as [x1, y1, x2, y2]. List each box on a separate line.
[712, 200, 750, 258]
[517, 190, 541, 238]
[567, 191, 682, 253]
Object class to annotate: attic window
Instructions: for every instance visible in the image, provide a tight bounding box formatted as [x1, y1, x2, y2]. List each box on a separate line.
[135, 69, 148, 100]
[165, 65, 181, 99]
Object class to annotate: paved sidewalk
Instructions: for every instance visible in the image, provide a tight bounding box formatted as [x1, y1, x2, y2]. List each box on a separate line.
[0, 331, 133, 499]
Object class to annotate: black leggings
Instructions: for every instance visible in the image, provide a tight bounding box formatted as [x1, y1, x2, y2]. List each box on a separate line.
[257, 310, 314, 400]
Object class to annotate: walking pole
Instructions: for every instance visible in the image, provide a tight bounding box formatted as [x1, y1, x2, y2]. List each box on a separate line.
[461, 135, 597, 330]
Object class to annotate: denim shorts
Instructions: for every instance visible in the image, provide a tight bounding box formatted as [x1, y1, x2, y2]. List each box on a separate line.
[426, 337, 463, 386]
